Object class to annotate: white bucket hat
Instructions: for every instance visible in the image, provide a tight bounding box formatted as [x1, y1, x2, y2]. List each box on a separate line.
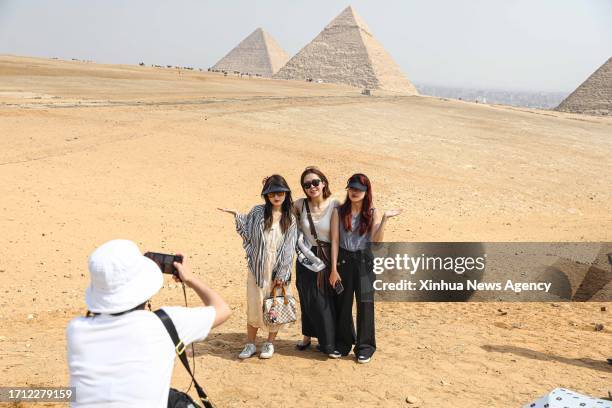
[85, 239, 163, 314]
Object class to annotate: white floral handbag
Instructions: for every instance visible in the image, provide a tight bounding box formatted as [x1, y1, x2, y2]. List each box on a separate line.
[263, 284, 297, 326]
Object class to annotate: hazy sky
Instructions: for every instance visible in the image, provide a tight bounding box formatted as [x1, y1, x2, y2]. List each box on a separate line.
[0, 0, 610, 92]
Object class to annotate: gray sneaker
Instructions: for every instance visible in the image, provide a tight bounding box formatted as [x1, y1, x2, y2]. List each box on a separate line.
[238, 343, 256, 359]
[259, 342, 274, 359]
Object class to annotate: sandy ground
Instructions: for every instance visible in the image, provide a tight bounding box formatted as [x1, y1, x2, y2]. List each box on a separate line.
[0, 55, 610, 407]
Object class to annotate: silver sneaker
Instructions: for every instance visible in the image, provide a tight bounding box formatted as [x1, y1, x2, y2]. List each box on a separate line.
[238, 343, 256, 359]
[259, 342, 274, 359]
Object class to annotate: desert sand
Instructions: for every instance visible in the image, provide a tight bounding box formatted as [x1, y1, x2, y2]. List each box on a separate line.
[0, 55, 610, 407]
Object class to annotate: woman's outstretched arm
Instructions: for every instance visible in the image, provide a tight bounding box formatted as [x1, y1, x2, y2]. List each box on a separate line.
[371, 209, 403, 242]
[218, 207, 249, 242]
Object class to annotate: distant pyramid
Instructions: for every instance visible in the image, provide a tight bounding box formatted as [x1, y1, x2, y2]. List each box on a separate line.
[556, 57, 611, 116]
[211, 28, 289, 77]
[274, 6, 417, 94]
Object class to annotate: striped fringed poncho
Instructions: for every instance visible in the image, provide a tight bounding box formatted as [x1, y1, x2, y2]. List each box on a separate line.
[234, 205, 297, 288]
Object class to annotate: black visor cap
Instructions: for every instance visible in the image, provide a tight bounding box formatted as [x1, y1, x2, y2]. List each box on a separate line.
[346, 180, 367, 191]
[262, 183, 291, 196]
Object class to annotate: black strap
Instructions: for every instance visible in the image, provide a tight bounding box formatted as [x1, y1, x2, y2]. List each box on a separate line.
[304, 200, 332, 292]
[154, 309, 215, 408]
[86, 302, 148, 317]
[304, 200, 324, 247]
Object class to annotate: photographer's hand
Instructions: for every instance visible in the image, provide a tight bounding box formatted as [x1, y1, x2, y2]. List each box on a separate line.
[172, 254, 196, 286]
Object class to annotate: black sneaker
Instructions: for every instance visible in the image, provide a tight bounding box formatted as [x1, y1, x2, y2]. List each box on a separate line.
[357, 355, 372, 364]
[328, 350, 342, 359]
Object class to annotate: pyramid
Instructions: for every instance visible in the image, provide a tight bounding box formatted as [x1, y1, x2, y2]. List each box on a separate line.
[556, 57, 612, 116]
[274, 6, 417, 94]
[211, 28, 289, 77]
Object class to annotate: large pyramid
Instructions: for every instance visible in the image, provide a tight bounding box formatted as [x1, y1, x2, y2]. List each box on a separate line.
[556, 57, 612, 116]
[274, 6, 417, 94]
[211, 28, 289, 77]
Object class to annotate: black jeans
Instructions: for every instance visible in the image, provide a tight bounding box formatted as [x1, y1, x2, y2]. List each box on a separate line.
[334, 247, 376, 358]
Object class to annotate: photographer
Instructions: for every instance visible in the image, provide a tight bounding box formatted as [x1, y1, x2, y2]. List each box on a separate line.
[66, 239, 231, 407]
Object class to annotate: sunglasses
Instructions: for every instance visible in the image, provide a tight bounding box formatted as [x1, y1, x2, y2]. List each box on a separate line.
[302, 179, 322, 189]
[267, 191, 286, 198]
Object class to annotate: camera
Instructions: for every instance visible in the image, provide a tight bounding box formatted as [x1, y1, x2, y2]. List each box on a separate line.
[144, 252, 183, 276]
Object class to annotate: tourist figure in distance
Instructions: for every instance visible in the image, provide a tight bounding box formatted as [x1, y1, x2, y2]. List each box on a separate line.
[330, 173, 402, 364]
[218, 175, 298, 359]
[67, 240, 231, 407]
[293, 166, 342, 358]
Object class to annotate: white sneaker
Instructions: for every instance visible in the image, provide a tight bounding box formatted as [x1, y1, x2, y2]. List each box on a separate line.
[238, 343, 256, 359]
[259, 342, 274, 359]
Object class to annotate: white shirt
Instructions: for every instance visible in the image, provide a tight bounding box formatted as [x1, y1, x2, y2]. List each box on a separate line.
[298, 198, 338, 246]
[66, 306, 216, 408]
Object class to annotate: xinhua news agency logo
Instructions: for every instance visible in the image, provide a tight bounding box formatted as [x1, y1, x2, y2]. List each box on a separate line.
[369, 242, 611, 302]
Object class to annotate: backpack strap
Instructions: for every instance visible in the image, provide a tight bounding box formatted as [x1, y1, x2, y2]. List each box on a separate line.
[154, 309, 215, 408]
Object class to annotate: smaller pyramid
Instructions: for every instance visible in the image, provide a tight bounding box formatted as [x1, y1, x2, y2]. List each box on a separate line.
[556, 57, 612, 116]
[211, 28, 289, 77]
[274, 6, 417, 94]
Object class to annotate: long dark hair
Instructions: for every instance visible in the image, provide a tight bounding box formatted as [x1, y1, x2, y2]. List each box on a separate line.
[338, 173, 373, 235]
[262, 174, 294, 233]
[300, 166, 332, 199]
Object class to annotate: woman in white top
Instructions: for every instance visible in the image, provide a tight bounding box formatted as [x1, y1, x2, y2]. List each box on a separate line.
[293, 166, 341, 357]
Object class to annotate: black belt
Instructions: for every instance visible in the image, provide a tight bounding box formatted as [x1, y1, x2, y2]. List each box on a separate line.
[339, 247, 373, 260]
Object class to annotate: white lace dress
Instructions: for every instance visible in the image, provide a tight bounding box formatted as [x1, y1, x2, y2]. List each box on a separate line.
[246, 220, 292, 331]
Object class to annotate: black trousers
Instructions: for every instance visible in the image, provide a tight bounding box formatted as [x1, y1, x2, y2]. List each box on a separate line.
[296, 248, 336, 354]
[335, 247, 376, 358]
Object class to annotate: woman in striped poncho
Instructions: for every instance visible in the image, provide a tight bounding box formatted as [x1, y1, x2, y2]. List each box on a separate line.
[218, 175, 297, 360]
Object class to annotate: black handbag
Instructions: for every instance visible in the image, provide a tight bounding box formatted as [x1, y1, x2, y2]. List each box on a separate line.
[154, 309, 215, 408]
